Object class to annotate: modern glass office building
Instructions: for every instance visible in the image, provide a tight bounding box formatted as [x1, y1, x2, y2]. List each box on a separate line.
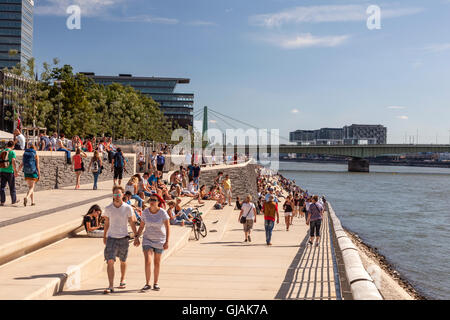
[0, 0, 33, 69]
[81, 73, 194, 129]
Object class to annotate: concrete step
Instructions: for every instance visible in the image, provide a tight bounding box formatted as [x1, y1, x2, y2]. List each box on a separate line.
[0, 199, 215, 300]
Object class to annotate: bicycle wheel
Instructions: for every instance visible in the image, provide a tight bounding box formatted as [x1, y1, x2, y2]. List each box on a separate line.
[199, 222, 207, 237]
[193, 223, 200, 240]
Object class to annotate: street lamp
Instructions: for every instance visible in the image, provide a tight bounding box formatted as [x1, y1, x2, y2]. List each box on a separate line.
[53, 80, 65, 138]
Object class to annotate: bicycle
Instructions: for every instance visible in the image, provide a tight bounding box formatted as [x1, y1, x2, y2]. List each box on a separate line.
[191, 208, 207, 240]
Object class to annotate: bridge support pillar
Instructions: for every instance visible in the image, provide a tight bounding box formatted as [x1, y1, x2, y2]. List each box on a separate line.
[348, 158, 369, 173]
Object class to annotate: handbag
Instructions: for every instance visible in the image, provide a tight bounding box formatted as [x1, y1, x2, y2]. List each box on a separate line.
[240, 205, 253, 224]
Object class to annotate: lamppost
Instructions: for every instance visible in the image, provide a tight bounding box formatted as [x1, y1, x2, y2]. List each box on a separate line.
[54, 80, 65, 138]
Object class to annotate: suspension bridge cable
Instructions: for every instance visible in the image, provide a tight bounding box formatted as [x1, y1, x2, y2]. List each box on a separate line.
[208, 108, 291, 142]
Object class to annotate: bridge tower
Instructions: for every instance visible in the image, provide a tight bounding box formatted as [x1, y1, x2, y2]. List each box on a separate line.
[202, 106, 208, 143]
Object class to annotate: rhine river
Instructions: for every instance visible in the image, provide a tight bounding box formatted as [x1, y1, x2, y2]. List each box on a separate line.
[279, 161, 450, 300]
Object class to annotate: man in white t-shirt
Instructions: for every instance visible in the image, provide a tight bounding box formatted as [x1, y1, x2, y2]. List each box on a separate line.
[238, 195, 257, 243]
[102, 185, 139, 294]
[13, 129, 26, 150]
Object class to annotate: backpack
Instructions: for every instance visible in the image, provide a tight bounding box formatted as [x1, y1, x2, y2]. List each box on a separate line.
[23, 149, 37, 174]
[114, 152, 124, 168]
[92, 159, 99, 173]
[0, 149, 10, 169]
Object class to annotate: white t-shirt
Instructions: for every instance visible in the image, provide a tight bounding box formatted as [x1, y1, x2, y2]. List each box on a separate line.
[103, 202, 133, 238]
[142, 208, 170, 249]
[17, 134, 25, 150]
[241, 202, 256, 220]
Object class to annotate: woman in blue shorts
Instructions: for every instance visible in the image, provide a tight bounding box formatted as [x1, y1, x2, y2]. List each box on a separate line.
[134, 194, 170, 291]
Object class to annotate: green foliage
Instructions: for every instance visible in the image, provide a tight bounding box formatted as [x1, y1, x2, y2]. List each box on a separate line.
[1, 58, 174, 143]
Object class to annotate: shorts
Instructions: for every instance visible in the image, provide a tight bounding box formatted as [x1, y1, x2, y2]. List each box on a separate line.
[224, 189, 232, 198]
[114, 167, 123, 180]
[284, 211, 292, 217]
[143, 245, 164, 254]
[104, 237, 129, 262]
[157, 164, 164, 172]
[24, 173, 39, 181]
[310, 220, 322, 237]
[243, 219, 254, 232]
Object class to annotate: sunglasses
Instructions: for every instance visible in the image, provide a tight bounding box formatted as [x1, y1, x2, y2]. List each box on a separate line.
[149, 198, 158, 202]
[113, 193, 122, 197]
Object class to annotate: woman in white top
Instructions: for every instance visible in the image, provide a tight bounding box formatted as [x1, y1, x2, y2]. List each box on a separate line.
[134, 195, 170, 291]
[238, 195, 257, 243]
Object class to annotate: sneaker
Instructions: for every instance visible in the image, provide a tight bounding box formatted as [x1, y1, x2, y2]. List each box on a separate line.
[153, 284, 160, 291]
[244, 238, 248, 242]
[308, 240, 313, 245]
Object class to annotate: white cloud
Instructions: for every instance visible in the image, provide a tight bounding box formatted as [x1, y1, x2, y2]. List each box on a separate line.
[249, 5, 423, 28]
[397, 115, 409, 120]
[262, 33, 350, 49]
[35, 0, 179, 24]
[35, 0, 125, 17]
[387, 106, 407, 109]
[423, 43, 450, 53]
[187, 20, 217, 27]
[291, 109, 299, 114]
[121, 15, 179, 24]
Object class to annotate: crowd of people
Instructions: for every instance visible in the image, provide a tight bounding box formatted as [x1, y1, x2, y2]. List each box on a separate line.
[252, 169, 327, 246]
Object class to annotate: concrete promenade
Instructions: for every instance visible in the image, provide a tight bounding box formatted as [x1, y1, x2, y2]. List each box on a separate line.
[0, 166, 339, 300]
[53, 203, 338, 300]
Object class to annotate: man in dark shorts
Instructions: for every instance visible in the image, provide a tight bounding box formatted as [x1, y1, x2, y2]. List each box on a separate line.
[156, 151, 165, 172]
[111, 148, 125, 186]
[102, 185, 139, 294]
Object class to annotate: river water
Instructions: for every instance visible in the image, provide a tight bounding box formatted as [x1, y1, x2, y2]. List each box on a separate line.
[278, 161, 450, 300]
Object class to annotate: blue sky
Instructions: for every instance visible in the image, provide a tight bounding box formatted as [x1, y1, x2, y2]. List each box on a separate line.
[33, 0, 450, 144]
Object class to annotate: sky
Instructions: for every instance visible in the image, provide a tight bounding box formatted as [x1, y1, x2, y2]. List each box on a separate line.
[33, 0, 450, 144]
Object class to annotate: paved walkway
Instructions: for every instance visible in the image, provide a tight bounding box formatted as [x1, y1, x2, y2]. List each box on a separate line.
[53, 204, 338, 300]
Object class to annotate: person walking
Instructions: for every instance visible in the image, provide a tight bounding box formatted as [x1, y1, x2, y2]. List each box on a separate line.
[238, 195, 257, 243]
[193, 163, 201, 190]
[156, 151, 165, 172]
[134, 194, 170, 292]
[263, 195, 279, 246]
[223, 174, 232, 206]
[87, 151, 103, 190]
[112, 148, 126, 186]
[102, 186, 139, 294]
[306, 195, 324, 246]
[72, 148, 87, 190]
[0, 140, 19, 206]
[283, 195, 294, 231]
[18, 142, 40, 206]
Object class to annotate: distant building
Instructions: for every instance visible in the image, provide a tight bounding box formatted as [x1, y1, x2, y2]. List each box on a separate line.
[0, 0, 33, 69]
[343, 124, 387, 145]
[290, 124, 387, 145]
[81, 73, 194, 129]
[0, 70, 29, 132]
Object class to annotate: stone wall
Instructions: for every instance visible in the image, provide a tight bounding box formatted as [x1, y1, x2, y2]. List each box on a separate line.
[194, 162, 259, 201]
[9, 151, 136, 194]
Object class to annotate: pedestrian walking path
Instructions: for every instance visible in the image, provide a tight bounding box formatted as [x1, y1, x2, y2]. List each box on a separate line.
[53, 204, 338, 300]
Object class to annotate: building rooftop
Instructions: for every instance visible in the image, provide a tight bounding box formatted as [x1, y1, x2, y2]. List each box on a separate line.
[79, 72, 190, 84]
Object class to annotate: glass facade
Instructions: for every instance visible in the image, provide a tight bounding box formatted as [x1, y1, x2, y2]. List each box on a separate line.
[0, 0, 33, 69]
[82, 73, 194, 129]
